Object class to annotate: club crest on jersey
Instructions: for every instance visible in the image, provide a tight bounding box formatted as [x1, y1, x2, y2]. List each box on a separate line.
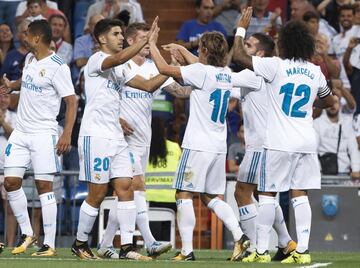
[39, 69, 46, 77]
[184, 169, 193, 183]
[95, 173, 101, 180]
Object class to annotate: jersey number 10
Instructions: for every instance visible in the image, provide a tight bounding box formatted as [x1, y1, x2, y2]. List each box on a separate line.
[280, 83, 310, 118]
[209, 89, 231, 123]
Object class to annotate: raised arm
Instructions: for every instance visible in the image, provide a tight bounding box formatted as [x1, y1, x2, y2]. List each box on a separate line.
[162, 43, 199, 65]
[126, 74, 169, 93]
[101, 16, 159, 71]
[150, 43, 182, 80]
[232, 7, 254, 70]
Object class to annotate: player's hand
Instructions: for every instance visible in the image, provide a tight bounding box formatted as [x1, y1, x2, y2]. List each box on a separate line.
[170, 49, 186, 66]
[148, 25, 160, 46]
[0, 74, 12, 95]
[147, 16, 159, 40]
[119, 118, 134, 136]
[237, 6, 252, 30]
[162, 43, 186, 52]
[56, 132, 71, 155]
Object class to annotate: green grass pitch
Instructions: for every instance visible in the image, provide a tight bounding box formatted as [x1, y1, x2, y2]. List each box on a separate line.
[0, 248, 359, 268]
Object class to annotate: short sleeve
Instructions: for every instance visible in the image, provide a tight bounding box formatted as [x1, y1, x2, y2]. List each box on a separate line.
[52, 65, 75, 98]
[317, 72, 331, 99]
[180, 63, 207, 88]
[252, 56, 279, 82]
[232, 69, 262, 90]
[115, 62, 137, 85]
[87, 52, 107, 76]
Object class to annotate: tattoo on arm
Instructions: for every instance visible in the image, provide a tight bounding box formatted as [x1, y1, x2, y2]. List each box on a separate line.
[164, 82, 192, 98]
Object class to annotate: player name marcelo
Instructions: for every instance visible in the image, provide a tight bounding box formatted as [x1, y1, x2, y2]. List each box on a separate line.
[22, 74, 42, 93]
[286, 67, 315, 80]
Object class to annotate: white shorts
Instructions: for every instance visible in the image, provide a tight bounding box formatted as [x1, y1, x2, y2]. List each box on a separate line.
[173, 149, 226, 195]
[78, 136, 133, 184]
[237, 150, 262, 185]
[258, 149, 321, 192]
[129, 144, 150, 176]
[4, 130, 61, 175]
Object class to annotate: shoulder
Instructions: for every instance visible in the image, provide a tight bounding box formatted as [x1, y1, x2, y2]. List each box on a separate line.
[50, 53, 65, 66]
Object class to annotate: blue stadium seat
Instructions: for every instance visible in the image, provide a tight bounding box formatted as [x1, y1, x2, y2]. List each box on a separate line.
[72, 0, 96, 39]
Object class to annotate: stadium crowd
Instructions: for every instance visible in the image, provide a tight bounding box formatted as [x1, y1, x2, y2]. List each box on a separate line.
[0, 0, 358, 264]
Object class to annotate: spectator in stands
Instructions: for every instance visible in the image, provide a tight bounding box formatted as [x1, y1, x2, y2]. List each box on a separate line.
[1, 20, 29, 81]
[0, 0, 22, 33]
[0, 93, 17, 246]
[330, 78, 356, 114]
[314, 97, 360, 179]
[15, 0, 59, 25]
[244, 0, 282, 38]
[304, 11, 341, 79]
[227, 124, 245, 173]
[26, 0, 46, 22]
[0, 23, 14, 66]
[84, 0, 144, 32]
[213, 0, 243, 42]
[330, 4, 360, 59]
[314, 0, 352, 33]
[49, 14, 72, 64]
[73, 14, 104, 74]
[176, 0, 227, 55]
[291, 0, 337, 40]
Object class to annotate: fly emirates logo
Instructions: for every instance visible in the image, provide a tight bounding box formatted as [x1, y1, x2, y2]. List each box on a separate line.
[22, 74, 42, 93]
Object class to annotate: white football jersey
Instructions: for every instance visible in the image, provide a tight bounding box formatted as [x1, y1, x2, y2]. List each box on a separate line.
[16, 52, 74, 134]
[180, 63, 262, 153]
[80, 51, 136, 140]
[120, 59, 173, 147]
[231, 70, 267, 151]
[252, 56, 331, 153]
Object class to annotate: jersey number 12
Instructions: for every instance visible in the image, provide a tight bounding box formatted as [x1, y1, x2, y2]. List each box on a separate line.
[209, 89, 231, 123]
[280, 83, 310, 118]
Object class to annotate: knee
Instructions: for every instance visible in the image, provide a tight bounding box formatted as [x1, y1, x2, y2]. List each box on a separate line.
[234, 183, 252, 206]
[4, 178, 21, 192]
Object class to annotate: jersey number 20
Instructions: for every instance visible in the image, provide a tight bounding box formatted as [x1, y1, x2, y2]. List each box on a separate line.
[280, 83, 310, 118]
[209, 89, 231, 123]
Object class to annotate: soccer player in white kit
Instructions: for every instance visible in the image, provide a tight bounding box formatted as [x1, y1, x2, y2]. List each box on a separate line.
[71, 18, 170, 260]
[150, 30, 264, 261]
[233, 7, 337, 264]
[97, 22, 192, 259]
[1, 20, 77, 256]
[232, 32, 296, 261]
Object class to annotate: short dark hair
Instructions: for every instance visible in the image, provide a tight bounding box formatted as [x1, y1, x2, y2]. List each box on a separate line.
[28, 19, 52, 45]
[251, 32, 275, 57]
[339, 4, 355, 15]
[27, 0, 42, 6]
[48, 14, 67, 26]
[195, 0, 202, 8]
[278, 20, 315, 61]
[199, 31, 228, 67]
[303, 11, 320, 22]
[125, 22, 151, 39]
[93, 19, 123, 43]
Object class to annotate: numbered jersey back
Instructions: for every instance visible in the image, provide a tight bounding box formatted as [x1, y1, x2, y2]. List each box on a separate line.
[180, 63, 233, 153]
[252, 56, 329, 153]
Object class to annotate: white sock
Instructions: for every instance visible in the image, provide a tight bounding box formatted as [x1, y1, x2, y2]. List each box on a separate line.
[76, 201, 99, 242]
[239, 203, 258, 251]
[256, 195, 276, 254]
[100, 199, 118, 248]
[134, 191, 156, 248]
[292, 196, 311, 253]
[117, 200, 136, 246]
[39, 192, 57, 249]
[208, 197, 243, 241]
[7, 188, 33, 236]
[176, 199, 195, 255]
[273, 201, 292, 248]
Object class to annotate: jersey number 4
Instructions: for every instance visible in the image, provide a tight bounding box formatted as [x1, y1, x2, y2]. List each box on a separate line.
[209, 89, 231, 123]
[280, 83, 310, 118]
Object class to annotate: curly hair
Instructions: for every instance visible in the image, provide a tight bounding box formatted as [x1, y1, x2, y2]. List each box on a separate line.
[199, 31, 228, 67]
[278, 20, 315, 61]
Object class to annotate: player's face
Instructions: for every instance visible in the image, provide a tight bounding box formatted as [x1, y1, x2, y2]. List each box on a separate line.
[134, 30, 150, 56]
[104, 26, 124, 53]
[244, 36, 259, 56]
[339, 10, 354, 30]
[23, 30, 37, 51]
[0, 94, 10, 111]
[50, 17, 66, 40]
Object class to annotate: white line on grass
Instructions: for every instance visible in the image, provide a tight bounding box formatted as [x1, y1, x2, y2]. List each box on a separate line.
[300, 263, 332, 268]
